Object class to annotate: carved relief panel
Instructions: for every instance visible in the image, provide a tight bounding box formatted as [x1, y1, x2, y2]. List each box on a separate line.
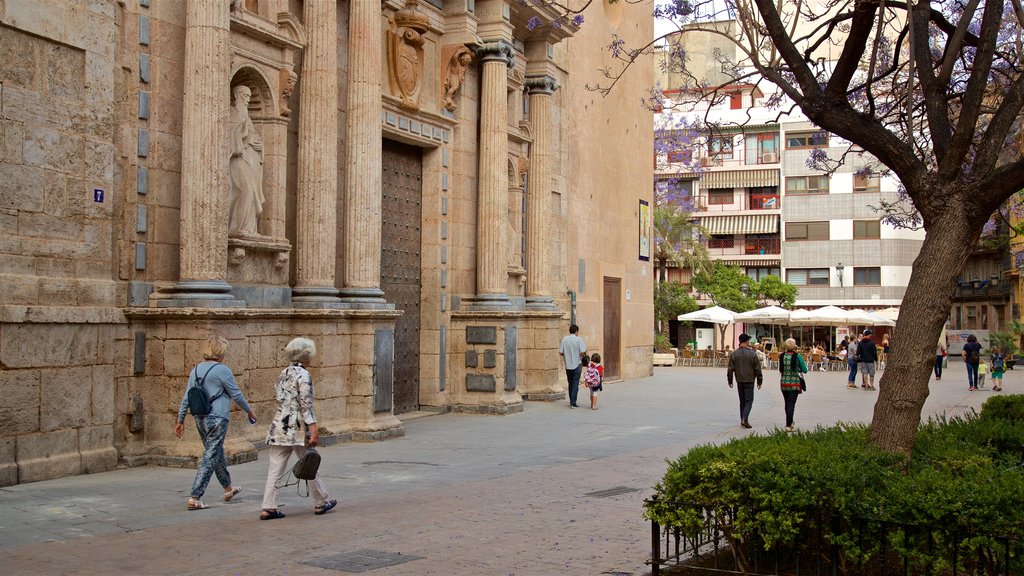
[441, 45, 473, 114]
[387, 1, 430, 111]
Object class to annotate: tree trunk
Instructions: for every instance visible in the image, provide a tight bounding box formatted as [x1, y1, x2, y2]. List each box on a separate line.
[869, 215, 979, 454]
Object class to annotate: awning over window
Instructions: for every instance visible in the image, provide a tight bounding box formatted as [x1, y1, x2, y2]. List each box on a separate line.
[700, 168, 780, 189]
[699, 214, 779, 235]
[717, 258, 782, 267]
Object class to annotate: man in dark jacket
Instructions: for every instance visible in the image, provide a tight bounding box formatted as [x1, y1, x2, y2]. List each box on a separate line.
[856, 329, 879, 390]
[727, 334, 763, 428]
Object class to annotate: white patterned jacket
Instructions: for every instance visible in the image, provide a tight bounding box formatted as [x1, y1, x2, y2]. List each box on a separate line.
[265, 363, 317, 446]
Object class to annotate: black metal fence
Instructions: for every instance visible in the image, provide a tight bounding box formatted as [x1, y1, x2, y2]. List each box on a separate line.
[647, 499, 1023, 576]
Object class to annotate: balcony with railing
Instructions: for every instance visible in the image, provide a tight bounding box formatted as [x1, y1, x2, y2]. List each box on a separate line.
[695, 190, 780, 213]
[705, 235, 780, 258]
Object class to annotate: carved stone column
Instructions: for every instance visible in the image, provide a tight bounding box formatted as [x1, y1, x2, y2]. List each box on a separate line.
[338, 0, 388, 307]
[292, 0, 342, 305]
[162, 0, 240, 306]
[473, 41, 515, 308]
[524, 76, 559, 310]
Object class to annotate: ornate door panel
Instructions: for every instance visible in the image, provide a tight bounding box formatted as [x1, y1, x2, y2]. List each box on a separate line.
[381, 139, 423, 414]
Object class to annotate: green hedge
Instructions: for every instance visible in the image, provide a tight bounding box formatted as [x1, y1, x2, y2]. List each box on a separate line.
[646, 399, 1024, 571]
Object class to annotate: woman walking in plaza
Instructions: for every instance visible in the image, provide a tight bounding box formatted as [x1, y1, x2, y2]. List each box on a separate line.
[260, 337, 336, 520]
[778, 338, 806, 432]
[962, 334, 983, 391]
[174, 336, 257, 511]
[846, 334, 860, 389]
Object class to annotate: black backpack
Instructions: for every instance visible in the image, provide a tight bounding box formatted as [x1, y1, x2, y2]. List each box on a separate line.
[186, 364, 224, 416]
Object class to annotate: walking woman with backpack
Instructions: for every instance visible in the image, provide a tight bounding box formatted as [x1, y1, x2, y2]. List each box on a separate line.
[174, 336, 258, 511]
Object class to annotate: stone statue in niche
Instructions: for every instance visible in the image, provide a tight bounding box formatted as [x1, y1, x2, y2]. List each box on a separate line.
[279, 69, 297, 117]
[441, 46, 473, 113]
[387, 0, 429, 111]
[228, 85, 265, 238]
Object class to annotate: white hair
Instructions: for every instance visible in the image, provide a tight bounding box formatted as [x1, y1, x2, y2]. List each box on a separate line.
[285, 337, 317, 364]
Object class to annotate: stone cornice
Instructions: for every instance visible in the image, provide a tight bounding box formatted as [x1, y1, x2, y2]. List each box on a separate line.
[524, 74, 559, 95]
[124, 307, 404, 321]
[1, 306, 126, 324]
[451, 309, 564, 320]
[475, 41, 515, 67]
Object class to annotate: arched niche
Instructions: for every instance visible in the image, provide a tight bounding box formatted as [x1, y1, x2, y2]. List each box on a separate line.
[226, 65, 291, 286]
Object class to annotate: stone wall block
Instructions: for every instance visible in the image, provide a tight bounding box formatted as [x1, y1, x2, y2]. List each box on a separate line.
[0, 324, 97, 368]
[314, 366, 346, 400]
[350, 333, 374, 363]
[40, 366, 92, 431]
[241, 368, 281, 403]
[78, 424, 117, 474]
[76, 279, 116, 307]
[37, 276, 78, 305]
[144, 336, 165, 375]
[16, 428, 81, 484]
[0, 163, 46, 212]
[163, 338, 185, 377]
[320, 334, 350, 368]
[0, 273, 39, 305]
[91, 365, 116, 425]
[164, 322, 216, 341]
[0, 438, 16, 486]
[0, 369, 41, 436]
[315, 397, 346, 426]
[347, 364, 374, 396]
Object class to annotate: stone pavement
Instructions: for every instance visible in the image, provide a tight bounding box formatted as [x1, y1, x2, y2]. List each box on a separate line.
[1, 363, 1015, 575]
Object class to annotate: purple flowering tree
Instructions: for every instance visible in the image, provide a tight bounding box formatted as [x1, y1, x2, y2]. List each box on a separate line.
[574, 0, 1024, 454]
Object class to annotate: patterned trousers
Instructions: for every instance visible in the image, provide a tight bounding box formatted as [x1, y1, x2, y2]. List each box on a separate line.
[190, 415, 231, 499]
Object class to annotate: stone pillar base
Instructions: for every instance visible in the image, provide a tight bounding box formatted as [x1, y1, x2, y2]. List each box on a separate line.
[521, 391, 566, 402]
[465, 294, 513, 310]
[453, 392, 525, 415]
[350, 414, 405, 441]
[156, 280, 245, 307]
[292, 286, 342, 307]
[525, 296, 557, 311]
[338, 287, 391, 309]
[120, 437, 259, 469]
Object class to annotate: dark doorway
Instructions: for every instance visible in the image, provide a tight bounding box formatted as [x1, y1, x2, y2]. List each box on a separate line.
[381, 139, 423, 414]
[603, 277, 622, 380]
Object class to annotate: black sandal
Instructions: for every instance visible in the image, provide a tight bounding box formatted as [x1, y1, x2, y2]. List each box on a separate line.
[315, 499, 337, 516]
[260, 509, 285, 520]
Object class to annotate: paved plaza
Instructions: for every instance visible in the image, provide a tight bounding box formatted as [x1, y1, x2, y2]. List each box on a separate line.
[1, 362, 1015, 575]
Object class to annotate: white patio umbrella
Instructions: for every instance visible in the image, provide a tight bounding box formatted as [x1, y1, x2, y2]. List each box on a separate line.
[847, 309, 897, 327]
[677, 305, 738, 324]
[789, 305, 849, 348]
[734, 305, 791, 347]
[678, 305, 737, 350]
[875, 307, 900, 321]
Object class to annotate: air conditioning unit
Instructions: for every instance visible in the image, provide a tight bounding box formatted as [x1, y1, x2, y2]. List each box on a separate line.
[712, 157, 723, 166]
[761, 152, 778, 163]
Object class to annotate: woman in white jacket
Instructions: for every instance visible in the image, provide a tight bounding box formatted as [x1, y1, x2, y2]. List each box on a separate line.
[259, 337, 336, 520]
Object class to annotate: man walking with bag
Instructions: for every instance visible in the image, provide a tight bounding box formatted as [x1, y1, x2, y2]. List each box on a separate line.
[727, 334, 763, 428]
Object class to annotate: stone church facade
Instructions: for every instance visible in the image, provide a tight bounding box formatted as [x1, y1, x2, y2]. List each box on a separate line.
[0, 0, 653, 485]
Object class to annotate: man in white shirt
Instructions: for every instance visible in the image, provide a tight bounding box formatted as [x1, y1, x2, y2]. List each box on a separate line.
[558, 324, 587, 408]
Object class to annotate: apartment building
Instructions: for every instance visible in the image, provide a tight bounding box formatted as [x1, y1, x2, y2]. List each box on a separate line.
[654, 27, 925, 316]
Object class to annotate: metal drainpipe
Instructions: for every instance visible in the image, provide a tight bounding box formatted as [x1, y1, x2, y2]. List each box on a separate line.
[567, 289, 577, 326]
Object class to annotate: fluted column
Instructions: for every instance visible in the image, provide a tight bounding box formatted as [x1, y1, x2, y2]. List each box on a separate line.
[292, 0, 342, 305]
[524, 75, 559, 310]
[163, 0, 238, 306]
[338, 0, 387, 307]
[473, 41, 515, 307]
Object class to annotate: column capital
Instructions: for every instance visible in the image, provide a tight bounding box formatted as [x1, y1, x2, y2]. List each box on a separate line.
[525, 75, 559, 95]
[476, 41, 515, 67]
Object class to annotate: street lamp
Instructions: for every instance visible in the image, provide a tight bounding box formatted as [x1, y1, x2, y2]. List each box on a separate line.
[836, 262, 844, 287]
[740, 282, 749, 297]
[991, 273, 1000, 286]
